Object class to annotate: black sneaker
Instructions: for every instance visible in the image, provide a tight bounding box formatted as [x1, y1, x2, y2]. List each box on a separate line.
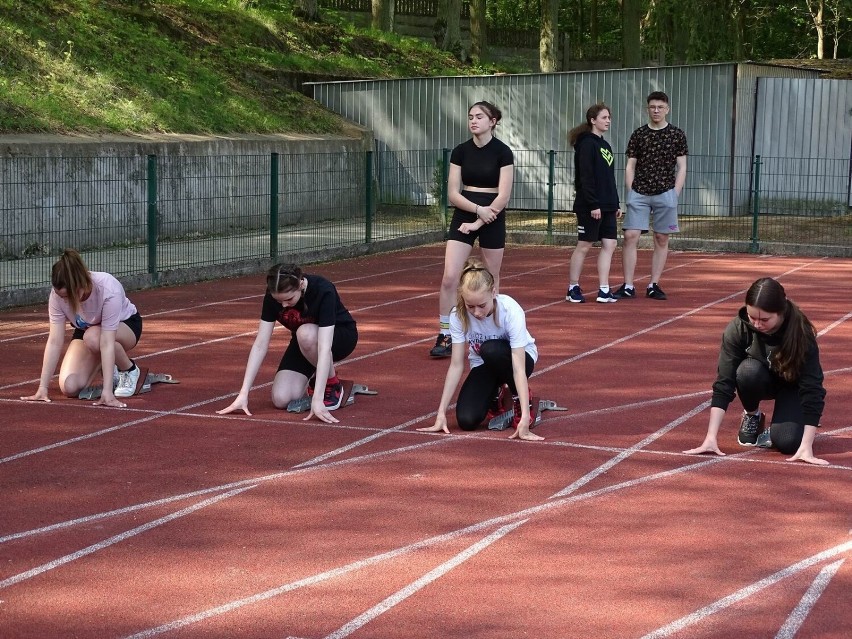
[737, 411, 765, 446]
[756, 428, 773, 449]
[613, 284, 636, 299]
[646, 283, 668, 300]
[323, 380, 344, 410]
[596, 289, 617, 303]
[566, 285, 585, 303]
[429, 333, 452, 358]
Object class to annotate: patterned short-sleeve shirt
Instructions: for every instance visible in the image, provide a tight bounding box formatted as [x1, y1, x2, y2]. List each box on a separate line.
[626, 124, 688, 196]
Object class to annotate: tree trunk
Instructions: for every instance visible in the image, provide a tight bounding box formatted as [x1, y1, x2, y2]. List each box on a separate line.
[733, 0, 747, 60]
[816, 1, 824, 59]
[805, 0, 825, 60]
[540, 0, 560, 72]
[293, 0, 319, 22]
[590, 0, 598, 42]
[622, 0, 642, 67]
[469, 0, 486, 63]
[372, 0, 395, 32]
[442, 0, 464, 60]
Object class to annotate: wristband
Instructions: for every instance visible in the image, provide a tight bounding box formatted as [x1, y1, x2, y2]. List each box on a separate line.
[475, 204, 479, 217]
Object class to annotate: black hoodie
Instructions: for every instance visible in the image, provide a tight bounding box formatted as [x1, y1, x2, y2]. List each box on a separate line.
[710, 306, 825, 426]
[572, 131, 620, 214]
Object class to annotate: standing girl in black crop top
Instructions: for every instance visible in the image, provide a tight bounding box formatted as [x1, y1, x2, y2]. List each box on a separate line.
[429, 101, 515, 358]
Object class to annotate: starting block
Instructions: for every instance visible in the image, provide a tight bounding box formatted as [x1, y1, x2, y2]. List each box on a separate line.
[286, 379, 377, 413]
[487, 397, 568, 431]
[77, 369, 179, 400]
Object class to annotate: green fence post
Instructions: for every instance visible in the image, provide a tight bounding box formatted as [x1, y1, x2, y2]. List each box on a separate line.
[270, 152, 279, 260]
[146, 154, 159, 286]
[365, 150, 373, 243]
[441, 148, 450, 229]
[547, 150, 556, 239]
[750, 155, 761, 254]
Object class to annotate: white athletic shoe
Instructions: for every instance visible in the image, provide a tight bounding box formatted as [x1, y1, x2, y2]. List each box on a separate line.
[115, 364, 140, 398]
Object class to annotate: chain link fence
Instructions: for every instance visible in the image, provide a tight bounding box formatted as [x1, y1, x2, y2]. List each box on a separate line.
[1, 148, 849, 307]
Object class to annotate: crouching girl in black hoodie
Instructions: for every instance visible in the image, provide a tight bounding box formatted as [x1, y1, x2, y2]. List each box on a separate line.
[685, 277, 828, 465]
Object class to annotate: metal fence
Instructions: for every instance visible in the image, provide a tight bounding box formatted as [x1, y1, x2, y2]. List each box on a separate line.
[1, 149, 849, 305]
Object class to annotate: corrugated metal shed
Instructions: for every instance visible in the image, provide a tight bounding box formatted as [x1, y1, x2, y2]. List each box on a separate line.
[753, 77, 852, 207]
[310, 63, 838, 215]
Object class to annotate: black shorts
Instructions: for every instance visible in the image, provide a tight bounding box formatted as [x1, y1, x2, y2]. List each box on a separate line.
[72, 312, 143, 345]
[447, 191, 506, 249]
[576, 210, 618, 243]
[277, 323, 358, 378]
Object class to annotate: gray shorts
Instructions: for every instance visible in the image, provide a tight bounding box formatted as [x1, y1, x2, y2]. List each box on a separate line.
[624, 188, 680, 234]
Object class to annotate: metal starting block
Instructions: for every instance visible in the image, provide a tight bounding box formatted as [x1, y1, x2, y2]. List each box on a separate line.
[487, 397, 568, 431]
[77, 369, 179, 400]
[286, 380, 377, 413]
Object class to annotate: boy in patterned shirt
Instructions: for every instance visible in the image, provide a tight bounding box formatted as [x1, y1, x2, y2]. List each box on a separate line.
[615, 91, 688, 301]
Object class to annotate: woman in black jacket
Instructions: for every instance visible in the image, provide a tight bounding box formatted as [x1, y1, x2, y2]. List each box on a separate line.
[685, 278, 827, 465]
[565, 103, 622, 304]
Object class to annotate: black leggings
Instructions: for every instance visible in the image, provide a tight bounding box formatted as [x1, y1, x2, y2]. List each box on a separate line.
[736, 358, 806, 454]
[456, 339, 535, 431]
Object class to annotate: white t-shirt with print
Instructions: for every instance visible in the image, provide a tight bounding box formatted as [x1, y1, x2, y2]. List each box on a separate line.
[449, 293, 537, 367]
[48, 271, 137, 332]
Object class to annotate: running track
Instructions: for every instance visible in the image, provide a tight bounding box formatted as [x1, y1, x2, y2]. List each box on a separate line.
[1, 245, 850, 638]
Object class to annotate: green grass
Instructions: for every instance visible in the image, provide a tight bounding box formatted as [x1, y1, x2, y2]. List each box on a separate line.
[0, 0, 503, 135]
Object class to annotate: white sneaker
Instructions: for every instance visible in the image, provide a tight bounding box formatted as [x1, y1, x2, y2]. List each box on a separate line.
[115, 364, 140, 398]
[112, 365, 120, 388]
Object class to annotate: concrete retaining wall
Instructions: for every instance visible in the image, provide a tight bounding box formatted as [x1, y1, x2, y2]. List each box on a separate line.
[0, 132, 373, 259]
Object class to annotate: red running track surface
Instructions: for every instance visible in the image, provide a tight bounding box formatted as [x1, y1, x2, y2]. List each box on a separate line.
[1, 245, 850, 639]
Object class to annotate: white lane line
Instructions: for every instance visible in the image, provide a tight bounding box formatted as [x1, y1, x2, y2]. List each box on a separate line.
[0, 254, 705, 393]
[0, 485, 255, 590]
[549, 400, 710, 498]
[0, 391, 241, 465]
[639, 545, 852, 639]
[322, 519, 528, 639]
[546, 270, 845, 499]
[817, 311, 852, 337]
[294, 411, 438, 468]
[3, 388, 713, 543]
[6, 420, 850, 548]
[0, 438, 451, 545]
[775, 559, 845, 639]
[0, 260, 447, 345]
[119, 456, 735, 638]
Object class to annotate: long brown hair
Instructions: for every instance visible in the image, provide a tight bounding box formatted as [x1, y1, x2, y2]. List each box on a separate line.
[746, 277, 816, 382]
[568, 103, 610, 147]
[51, 249, 92, 316]
[455, 258, 497, 334]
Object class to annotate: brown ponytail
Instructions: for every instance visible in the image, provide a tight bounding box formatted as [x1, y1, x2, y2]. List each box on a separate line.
[745, 277, 817, 382]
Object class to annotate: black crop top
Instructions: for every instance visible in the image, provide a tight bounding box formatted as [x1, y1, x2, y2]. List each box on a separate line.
[450, 137, 514, 188]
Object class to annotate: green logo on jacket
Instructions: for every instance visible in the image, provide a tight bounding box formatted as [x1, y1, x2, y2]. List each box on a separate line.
[600, 148, 613, 166]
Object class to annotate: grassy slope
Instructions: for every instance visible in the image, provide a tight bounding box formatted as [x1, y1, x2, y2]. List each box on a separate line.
[0, 0, 499, 135]
[2, 1, 848, 136]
